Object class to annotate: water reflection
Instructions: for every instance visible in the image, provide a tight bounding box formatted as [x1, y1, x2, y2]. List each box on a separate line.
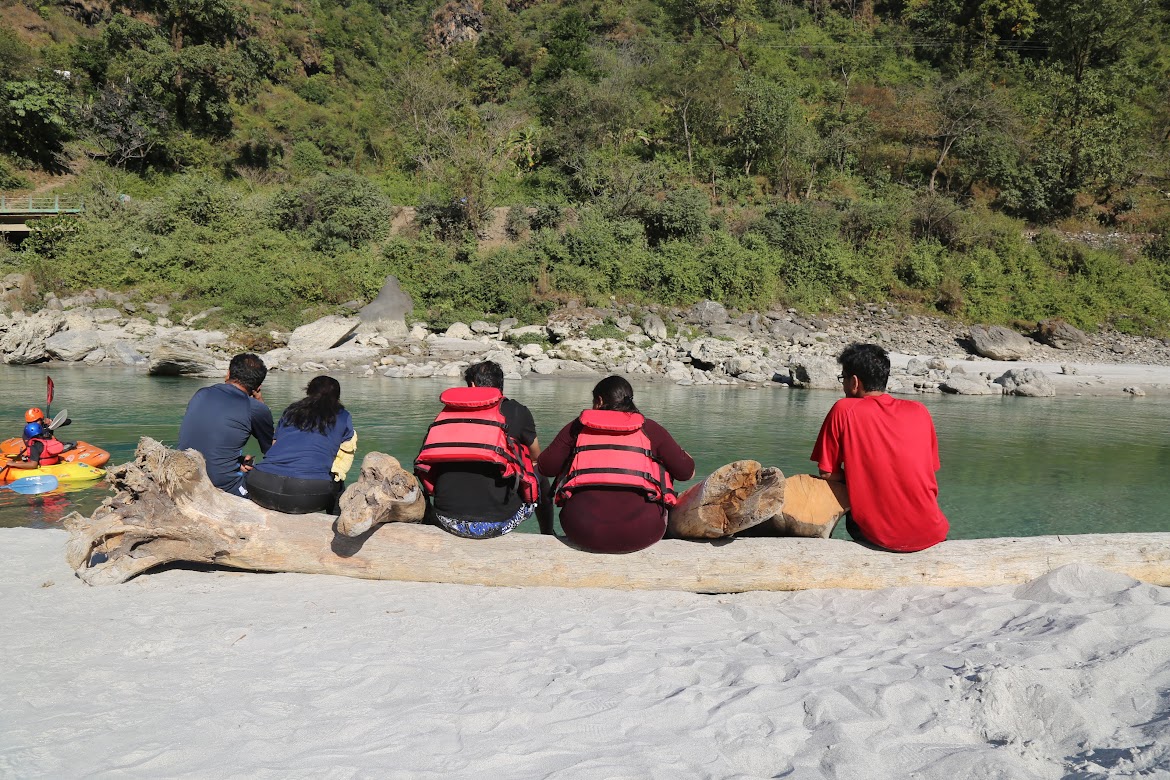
[1, 364, 1167, 538]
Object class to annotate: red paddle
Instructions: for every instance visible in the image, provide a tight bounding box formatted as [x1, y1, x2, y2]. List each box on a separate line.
[46, 376, 54, 418]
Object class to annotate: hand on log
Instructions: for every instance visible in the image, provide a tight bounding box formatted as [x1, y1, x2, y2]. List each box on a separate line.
[336, 452, 426, 537]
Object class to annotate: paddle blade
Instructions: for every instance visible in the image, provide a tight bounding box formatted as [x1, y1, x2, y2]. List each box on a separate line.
[4, 475, 60, 494]
[48, 409, 68, 430]
[46, 376, 54, 407]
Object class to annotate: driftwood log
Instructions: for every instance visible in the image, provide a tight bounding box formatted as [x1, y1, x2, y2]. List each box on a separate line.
[739, 474, 851, 539]
[667, 460, 786, 539]
[64, 439, 1170, 591]
[336, 452, 426, 536]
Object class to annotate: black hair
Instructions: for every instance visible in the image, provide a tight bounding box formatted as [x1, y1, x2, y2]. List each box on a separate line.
[464, 360, 504, 390]
[592, 375, 639, 413]
[838, 343, 890, 392]
[228, 353, 268, 394]
[280, 375, 344, 435]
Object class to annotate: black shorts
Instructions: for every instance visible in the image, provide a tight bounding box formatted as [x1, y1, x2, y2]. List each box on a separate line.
[245, 469, 342, 515]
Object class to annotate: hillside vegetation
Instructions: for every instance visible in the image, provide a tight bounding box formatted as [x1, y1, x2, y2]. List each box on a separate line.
[1, 0, 1169, 334]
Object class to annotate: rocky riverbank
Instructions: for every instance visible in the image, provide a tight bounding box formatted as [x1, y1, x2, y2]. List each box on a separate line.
[4, 274, 1170, 398]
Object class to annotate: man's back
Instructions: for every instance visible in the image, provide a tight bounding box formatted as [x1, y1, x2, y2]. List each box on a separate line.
[813, 394, 948, 551]
[178, 383, 274, 493]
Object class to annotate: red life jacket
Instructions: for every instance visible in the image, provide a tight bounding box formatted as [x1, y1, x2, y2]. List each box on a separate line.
[414, 387, 539, 503]
[553, 410, 677, 507]
[22, 436, 64, 466]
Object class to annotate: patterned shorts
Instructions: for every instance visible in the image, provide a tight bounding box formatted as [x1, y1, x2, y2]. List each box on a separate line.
[433, 503, 537, 540]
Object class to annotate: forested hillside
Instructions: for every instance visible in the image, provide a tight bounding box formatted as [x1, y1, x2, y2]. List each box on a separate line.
[1, 0, 1169, 333]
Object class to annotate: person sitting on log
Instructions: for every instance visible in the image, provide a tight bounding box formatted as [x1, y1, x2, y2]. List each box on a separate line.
[177, 353, 274, 498]
[415, 360, 552, 539]
[538, 375, 695, 554]
[245, 375, 356, 515]
[812, 342, 949, 552]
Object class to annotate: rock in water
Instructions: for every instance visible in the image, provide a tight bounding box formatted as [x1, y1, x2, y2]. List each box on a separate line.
[969, 325, 1034, 360]
[996, 368, 1055, 397]
[940, 376, 996, 395]
[148, 343, 218, 376]
[789, 357, 839, 390]
[287, 316, 360, 352]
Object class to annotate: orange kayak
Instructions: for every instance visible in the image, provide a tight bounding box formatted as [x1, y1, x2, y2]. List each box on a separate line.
[0, 438, 111, 468]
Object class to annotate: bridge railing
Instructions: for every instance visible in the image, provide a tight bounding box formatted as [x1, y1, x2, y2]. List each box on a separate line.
[0, 195, 85, 215]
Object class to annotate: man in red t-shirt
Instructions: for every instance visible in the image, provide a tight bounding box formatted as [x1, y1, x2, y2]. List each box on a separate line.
[811, 343, 948, 552]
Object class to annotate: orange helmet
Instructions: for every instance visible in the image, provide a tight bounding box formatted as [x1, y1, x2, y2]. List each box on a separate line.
[25, 407, 44, 423]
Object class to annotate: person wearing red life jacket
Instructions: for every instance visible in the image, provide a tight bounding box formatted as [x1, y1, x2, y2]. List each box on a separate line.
[7, 421, 66, 470]
[415, 360, 552, 539]
[538, 375, 695, 554]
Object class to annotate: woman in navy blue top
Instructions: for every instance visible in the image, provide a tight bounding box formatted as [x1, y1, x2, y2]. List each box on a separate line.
[246, 376, 357, 515]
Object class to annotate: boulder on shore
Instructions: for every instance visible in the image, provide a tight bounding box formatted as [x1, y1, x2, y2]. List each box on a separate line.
[44, 330, 101, 362]
[969, 325, 1034, 361]
[358, 276, 413, 324]
[1035, 319, 1089, 350]
[687, 300, 729, 326]
[996, 367, 1056, 397]
[1, 310, 66, 364]
[287, 316, 359, 352]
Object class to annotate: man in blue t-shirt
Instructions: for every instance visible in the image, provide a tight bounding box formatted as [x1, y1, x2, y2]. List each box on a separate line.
[177, 353, 275, 497]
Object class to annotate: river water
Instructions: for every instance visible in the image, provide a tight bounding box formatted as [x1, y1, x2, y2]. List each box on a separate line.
[2, 365, 1167, 539]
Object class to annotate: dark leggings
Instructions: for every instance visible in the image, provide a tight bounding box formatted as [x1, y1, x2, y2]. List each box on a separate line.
[246, 469, 342, 515]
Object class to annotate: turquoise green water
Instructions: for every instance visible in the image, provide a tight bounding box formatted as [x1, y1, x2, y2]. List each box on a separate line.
[1, 365, 1167, 538]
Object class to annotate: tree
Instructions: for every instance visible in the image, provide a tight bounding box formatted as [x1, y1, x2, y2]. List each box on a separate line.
[0, 78, 75, 170]
[85, 80, 171, 169]
[923, 73, 1013, 193]
[99, 0, 267, 136]
[733, 75, 816, 197]
[1034, 0, 1145, 83]
[905, 0, 1038, 68]
[665, 0, 759, 71]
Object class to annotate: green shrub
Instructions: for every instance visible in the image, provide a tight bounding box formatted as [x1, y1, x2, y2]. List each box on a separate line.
[530, 203, 564, 231]
[505, 205, 529, 239]
[271, 171, 391, 252]
[644, 187, 710, 244]
[586, 318, 626, 340]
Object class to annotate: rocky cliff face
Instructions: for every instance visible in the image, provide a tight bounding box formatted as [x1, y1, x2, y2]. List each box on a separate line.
[428, 0, 484, 51]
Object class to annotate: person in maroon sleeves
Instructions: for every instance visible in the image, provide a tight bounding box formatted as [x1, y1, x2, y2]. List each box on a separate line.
[538, 375, 695, 553]
[811, 342, 949, 552]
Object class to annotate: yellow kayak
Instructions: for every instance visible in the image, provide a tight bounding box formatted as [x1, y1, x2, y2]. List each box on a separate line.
[0, 461, 106, 485]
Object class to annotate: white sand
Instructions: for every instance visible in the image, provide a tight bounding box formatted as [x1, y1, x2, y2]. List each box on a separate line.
[3, 528, 1170, 779]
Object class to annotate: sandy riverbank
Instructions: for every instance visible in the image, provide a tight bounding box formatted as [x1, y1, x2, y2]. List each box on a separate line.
[890, 353, 1170, 396]
[3, 528, 1168, 778]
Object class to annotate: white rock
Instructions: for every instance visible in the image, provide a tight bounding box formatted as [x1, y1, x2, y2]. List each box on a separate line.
[45, 330, 101, 362]
[1, 310, 66, 364]
[444, 322, 473, 340]
[287, 316, 360, 352]
[520, 343, 544, 357]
